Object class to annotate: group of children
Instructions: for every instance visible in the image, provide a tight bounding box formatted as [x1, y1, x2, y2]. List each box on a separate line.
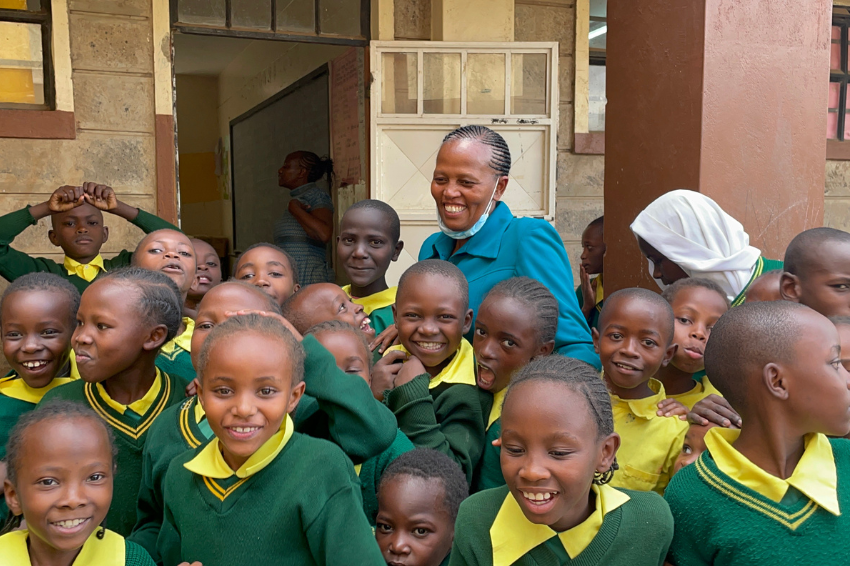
[0, 184, 848, 566]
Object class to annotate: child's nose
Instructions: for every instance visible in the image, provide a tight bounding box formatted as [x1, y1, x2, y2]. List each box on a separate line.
[352, 244, 369, 258]
[58, 483, 88, 509]
[21, 335, 43, 352]
[519, 457, 550, 482]
[388, 536, 411, 555]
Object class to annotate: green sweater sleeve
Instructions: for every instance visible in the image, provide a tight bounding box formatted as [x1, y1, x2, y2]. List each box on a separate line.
[473, 421, 504, 492]
[386, 377, 486, 483]
[295, 335, 397, 464]
[0, 207, 66, 282]
[125, 540, 157, 566]
[103, 209, 180, 271]
[129, 436, 165, 562]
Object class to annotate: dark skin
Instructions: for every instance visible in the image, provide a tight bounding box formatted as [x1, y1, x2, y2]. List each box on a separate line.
[337, 207, 404, 298]
[780, 240, 850, 317]
[234, 246, 300, 307]
[286, 283, 375, 339]
[744, 271, 783, 303]
[637, 238, 689, 286]
[185, 239, 223, 319]
[578, 222, 605, 320]
[278, 152, 334, 243]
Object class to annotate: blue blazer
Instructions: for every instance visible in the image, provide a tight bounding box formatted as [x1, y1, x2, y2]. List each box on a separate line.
[420, 202, 600, 369]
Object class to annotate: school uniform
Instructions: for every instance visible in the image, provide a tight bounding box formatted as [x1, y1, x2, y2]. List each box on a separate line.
[342, 284, 397, 336]
[0, 529, 156, 566]
[356, 428, 414, 524]
[473, 388, 507, 492]
[0, 206, 177, 293]
[39, 369, 189, 536]
[575, 273, 604, 330]
[665, 428, 850, 565]
[609, 379, 688, 495]
[161, 414, 384, 565]
[449, 484, 673, 566]
[666, 376, 721, 410]
[155, 317, 196, 382]
[384, 339, 492, 483]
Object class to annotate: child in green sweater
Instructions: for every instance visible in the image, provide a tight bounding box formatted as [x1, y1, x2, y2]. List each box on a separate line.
[183, 238, 222, 320]
[40, 268, 189, 536]
[665, 301, 850, 565]
[161, 313, 384, 565]
[337, 199, 404, 338]
[282, 282, 375, 340]
[0, 182, 178, 293]
[472, 277, 556, 492]
[376, 448, 468, 566]
[234, 242, 301, 307]
[372, 260, 491, 484]
[1, 400, 156, 565]
[449, 355, 674, 566]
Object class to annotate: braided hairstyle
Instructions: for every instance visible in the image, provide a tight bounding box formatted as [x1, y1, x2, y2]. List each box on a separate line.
[483, 277, 558, 345]
[101, 267, 182, 343]
[294, 151, 335, 187]
[504, 355, 618, 484]
[0, 272, 81, 328]
[442, 126, 511, 177]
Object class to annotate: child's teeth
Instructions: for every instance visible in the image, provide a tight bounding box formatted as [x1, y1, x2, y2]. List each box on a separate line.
[522, 491, 555, 501]
[233, 426, 257, 433]
[23, 361, 47, 369]
[55, 518, 86, 528]
[417, 342, 442, 350]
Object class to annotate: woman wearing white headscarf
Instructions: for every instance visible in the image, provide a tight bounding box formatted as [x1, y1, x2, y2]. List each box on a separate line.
[630, 190, 783, 306]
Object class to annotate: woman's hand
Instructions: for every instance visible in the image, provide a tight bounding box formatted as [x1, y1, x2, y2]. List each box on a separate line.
[287, 200, 334, 242]
[370, 324, 399, 354]
[688, 394, 741, 428]
[370, 350, 407, 401]
[657, 398, 689, 419]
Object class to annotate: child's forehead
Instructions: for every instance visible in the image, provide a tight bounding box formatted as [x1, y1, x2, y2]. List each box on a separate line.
[341, 207, 394, 233]
[399, 272, 463, 301]
[3, 288, 71, 313]
[600, 297, 671, 332]
[143, 230, 192, 248]
[200, 283, 268, 312]
[191, 239, 217, 256]
[237, 247, 291, 269]
[315, 329, 369, 358]
[671, 286, 726, 310]
[54, 202, 103, 222]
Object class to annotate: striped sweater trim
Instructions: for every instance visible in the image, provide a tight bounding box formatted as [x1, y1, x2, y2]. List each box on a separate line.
[85, 375, 172, 440]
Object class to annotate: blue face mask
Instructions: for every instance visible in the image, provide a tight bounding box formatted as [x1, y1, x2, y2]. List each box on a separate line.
[438, 178, 501, 240]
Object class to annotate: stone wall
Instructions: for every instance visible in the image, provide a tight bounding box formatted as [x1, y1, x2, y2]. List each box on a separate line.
[825, 160, 850, 232]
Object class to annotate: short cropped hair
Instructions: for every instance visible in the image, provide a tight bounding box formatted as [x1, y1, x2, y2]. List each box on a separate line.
[587, 216, 604, 230]
[0, 272, 81, 327]
[101, 267, 182, 342]
[235, 242, 300, 288]
[379, 448, 469, 522]
[661, 277, 730, 308]
[599, 287, 675, 343]
[345, 199, 401, 244]
[215, 279, 283, 315]
[483, 277, 558, 344]
[704, 301, 811, 412]
[197, 313, 305, 383]
[784, 227, 850, 276]
[280, 287, 316, 334]
[398, 260, 469, 310]
[305, 320, 372, 369]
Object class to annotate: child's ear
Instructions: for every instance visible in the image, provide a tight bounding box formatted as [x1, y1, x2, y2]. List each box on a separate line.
[779, 272, 801, 303]
[662, 343, 678, 367]
[287, 380, 307, 414]
[591, 328, 600, 354]
[391, 304, 397, 326]
[4, 479, 22, 517]
[291, 284, 301, 295]
[763, 362, 790, 400]
[48, 229, 61, 248]
[101, 225, 109, 244]
[462, 308, 474, 334]
[538, 339, 555, 357]
[596, 432, 621, 474]
[391, 240, 404, 262]
[143, 324, 169, 351]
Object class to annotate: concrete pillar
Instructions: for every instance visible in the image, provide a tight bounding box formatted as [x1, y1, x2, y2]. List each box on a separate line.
[431, 0, 513, 42]
[371, 0, 394, 41]
[604, 0, 831, 292]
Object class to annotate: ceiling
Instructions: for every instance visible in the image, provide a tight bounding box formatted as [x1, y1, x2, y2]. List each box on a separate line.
[173, 33, 254, 76]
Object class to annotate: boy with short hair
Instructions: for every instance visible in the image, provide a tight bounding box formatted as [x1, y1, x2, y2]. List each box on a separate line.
[338, 200, 404, 338]
[745, 270, 783, 303]
[0, 183, 178, 293]
[665, 301, 850, 565]
[281, 282, 375, 339]
[576, 216, 605, 329]
[593, 288, 688, 494]
[372, 260, 491, 484]
[781, 227, 850, 317]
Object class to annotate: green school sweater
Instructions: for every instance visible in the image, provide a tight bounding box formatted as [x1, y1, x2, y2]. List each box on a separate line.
[161, 431, 385, 565]
[664, 437, 850, 565]
[449, 485, 673, 566]
[385, 375, 491, 484]
[39, 372, 189, 537]
[154, 346, 194, 384]
[368, 304, 395, 336]
[473, 418, 504, 492]
[0, 207, 178, 293]
[359, 428, 414, 524]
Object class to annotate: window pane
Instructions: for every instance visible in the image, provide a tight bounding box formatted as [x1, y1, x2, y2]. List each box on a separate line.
[177, 0, 226, 26]
[0, 0, 42, 10]
[589, 64, 606, 131]
[382, 52, 417, 114]
[0, 22, 44, 105]
[830, 81, 841, 109]
[319, 0, 362, 37]
[832, 26, 842, 71]
[232, 0, 271, 30]
[276, 0, 315, 33]
[511, 53, 547, 115]
[423, 53, 460, 114]
[467, 53, 506, 115]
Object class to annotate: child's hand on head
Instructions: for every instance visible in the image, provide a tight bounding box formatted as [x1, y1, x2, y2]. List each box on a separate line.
[370, 323, 399, 353]
[657, 398, 689, 420]
[688, 394, 741, 428]
[394, 355, 427, 388]
[47, 185, 85, 212]
[225, 309, 303, 341]
[370, 350, 407, 400]
[81, 181, 118, 211]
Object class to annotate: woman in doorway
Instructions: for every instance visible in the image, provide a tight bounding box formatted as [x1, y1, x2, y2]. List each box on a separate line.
[274, 151, 335, 285]
[418, 125, 599, 369]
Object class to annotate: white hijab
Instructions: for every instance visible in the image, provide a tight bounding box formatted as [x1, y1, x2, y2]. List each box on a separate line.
[630, 190, 762, 302]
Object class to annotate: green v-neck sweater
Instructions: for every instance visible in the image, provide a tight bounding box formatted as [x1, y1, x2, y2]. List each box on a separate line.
[449, 485, 673, 566]
[473, 418, 504, 492]
[39, 372, 189, 536]
[161, 432, 385, 565]
[665, 437, 850, 565]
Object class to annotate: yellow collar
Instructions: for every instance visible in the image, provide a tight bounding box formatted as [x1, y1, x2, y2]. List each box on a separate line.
[160, 317, 194, 355]
[95, 369, 162, 416]
[384, 339, 476, 389]
[490, 483, 630, 565]
[594, 274, 604, 306]
[342, 285, 397, 315]
[488, 388, 507, 430]
[0, 374, 74, 404]
[63, 254, 106, 282]
[608, 378, 666, 419]
[705, 427, 840, 515]
[194, 398, 206, 423]
[184, 414, 294, 479]
[0, 528, 124, 566]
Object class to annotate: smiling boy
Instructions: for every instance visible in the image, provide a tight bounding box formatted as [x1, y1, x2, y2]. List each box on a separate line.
[281, 283, 375, 339]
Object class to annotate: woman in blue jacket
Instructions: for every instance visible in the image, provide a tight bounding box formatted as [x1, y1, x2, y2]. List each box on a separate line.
[418, 125, 599, 369]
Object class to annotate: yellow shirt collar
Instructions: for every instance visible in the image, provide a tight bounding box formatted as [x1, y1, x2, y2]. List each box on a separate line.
[194, 397, 206, 423]
[384, 339, 476, 389]
[63, 254, 106, 282]
[184, 414, 294, 479]
[0, 374, 74, 404]
[160, 317, 194, 355]
[594, 274, 604, 306]
[488, 388, 507, 430]
[608, 378, 666, 419]
[342, 285, 397, 315]
[95, 369, 162, 416]
[705, 427, 840, 516]
[490, 483, 630, 565]
[0, 528, 124, 565]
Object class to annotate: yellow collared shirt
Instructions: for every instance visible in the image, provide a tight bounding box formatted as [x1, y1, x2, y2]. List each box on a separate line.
[594, 274, 604, 306]
[160, 317, 194, 356]
[95, 368, 162, 416]
[63, 254, 106, 282]
[0, 374, 74, 404]
[488, 388, 507, 430]
[341, 285, 397, 314]
[0, 528, 124, 565]
[184, 414, 294, 479]
[384, 339, 476, 389]
[609, 378, 688, 494]
[704, 427, 840, 515]
[667, 376, 721, 410]
[489, 483, 630, 565]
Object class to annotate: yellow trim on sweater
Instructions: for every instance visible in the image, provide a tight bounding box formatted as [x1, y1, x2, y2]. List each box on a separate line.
[179, 398, 202, 448]
[95, 370, 162, 416]
[85, 371, 171, 440]
[0, 375, 73, 404]
[384, 339, 476, 389]
[64, 254, 106, 282]
[704, 427, 839, 516]
[0, 528, 124, 565]
[160, 317, 194, 357]
[489, 483, 629, 565]
[488, 388, 507, 430]
[342, 285, 397, 314]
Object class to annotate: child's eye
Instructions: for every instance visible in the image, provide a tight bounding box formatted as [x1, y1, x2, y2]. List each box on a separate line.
[438, 314, 456, 320]
[500, 339, 516, 348]
[269, 271, 284, 278]
[549, 450, 573, 458]
[147, 247, 163, 254]
[5, 331, 22, 339]
[41, 329, 60, 336]
[369, 239, 384, 247]
[258, 387, 276, 396]
[503, 445, 524, 455]
[206, 261, 219, 268]
[197, 322, 214, 331]
[179, 251, 192, 257]
[337, 304, 347, 313]
[474, 327, 485, 337]
[609, 332, 622, 340]
[37, 478, 58, 487]
[833, 284, 850, 290]
[642, 339, 657, 347]
[681, 444, 693, 455]
[404, 313, 420, 319]
[376, 523, 392, 533]
[676, 317, 691, 325]
[96, 323, 109, 331]
[88, 472, 107, 482]
[214, 387, 233, 396]
[831, 360, 842, 370]
[345, 367, 363, 375]
[413, 527, 431, 537]
[341, 237, 354, 245]
[239, 272, 255, 280]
